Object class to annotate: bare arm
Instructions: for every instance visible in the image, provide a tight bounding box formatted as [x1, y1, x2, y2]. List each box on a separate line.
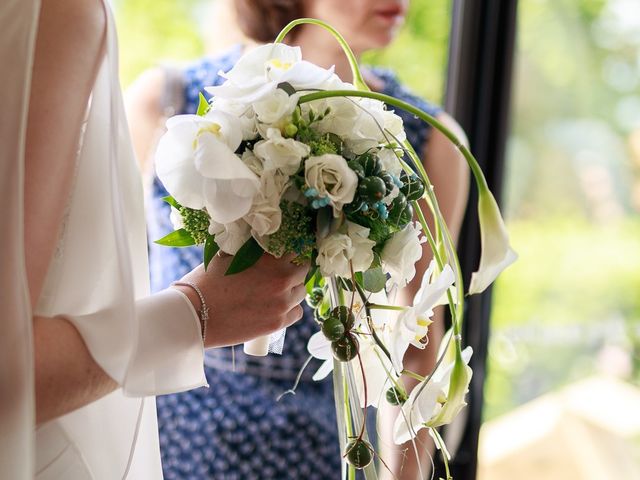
[25, 0, 117, 425]
[380, 113, 470, 479]
[123, 67, 167, 176]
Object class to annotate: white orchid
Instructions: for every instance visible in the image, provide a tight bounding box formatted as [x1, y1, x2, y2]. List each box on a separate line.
[316, 221, 375, 278]
[155, 111, 260, 225]
[468, 189, 517, 294]
[381, 222, 426, 288]
[393, 346, 473, 445]
[389, 262, 455, 373]
[206, 43, 335, 103]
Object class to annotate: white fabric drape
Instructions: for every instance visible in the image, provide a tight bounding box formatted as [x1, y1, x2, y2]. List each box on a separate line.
[0, 0, 39, 478]
[2, 1, 208, 478]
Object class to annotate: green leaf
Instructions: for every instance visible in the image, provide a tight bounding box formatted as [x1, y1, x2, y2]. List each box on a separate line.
[305, 265, 319, 294]
[162, 195, 181, 209]
[196, 92, 210, 116]
[363, 267, 386, 293]
[224, 237, 264, 275]
[203, 234, 219, 271]
[154, 228, 196, 247]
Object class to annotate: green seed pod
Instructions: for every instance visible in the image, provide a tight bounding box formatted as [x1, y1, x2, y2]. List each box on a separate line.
[385, 386, 408, 406]
[347, 160, 366, 179]
[387, 193, 410, 227]
[345, 439, 373, 469]
[305, 287, 324, 309]
[359, 153, 382, 176]
[358, 176, 387, 203]
[321, 316, 346, 342]
[378, 171, 395, 193]
[330, 306, 356, 330]
[283, 123, 298, 138]
[331, 334, 359, 362]
[400, 171, 425, 201]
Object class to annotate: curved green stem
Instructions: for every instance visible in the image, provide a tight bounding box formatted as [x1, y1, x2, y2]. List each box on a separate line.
[274, 18, 369, 91]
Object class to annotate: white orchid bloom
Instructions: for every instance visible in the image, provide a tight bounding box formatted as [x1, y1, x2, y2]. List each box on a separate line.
[389, 262, 455, 373]
[468, 189, 517, 294]
[155, 112, 260, 225]
[393, 346, 473, 444]
[206, 43, 335, 103]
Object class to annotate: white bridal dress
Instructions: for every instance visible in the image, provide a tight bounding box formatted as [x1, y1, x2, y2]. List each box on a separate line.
[1, 0, 208, 478]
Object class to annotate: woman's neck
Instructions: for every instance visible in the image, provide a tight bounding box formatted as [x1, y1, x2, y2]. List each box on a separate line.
[289, 27, 361, 83]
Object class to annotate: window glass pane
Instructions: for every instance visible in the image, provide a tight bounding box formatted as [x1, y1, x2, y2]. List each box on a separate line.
[481, 0, 640, 478]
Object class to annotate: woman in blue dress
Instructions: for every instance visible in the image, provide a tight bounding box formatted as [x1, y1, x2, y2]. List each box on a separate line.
[126, 1, 469, 478]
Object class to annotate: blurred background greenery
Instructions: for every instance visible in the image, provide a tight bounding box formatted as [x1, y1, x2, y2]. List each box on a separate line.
[114, 0, 640, 472]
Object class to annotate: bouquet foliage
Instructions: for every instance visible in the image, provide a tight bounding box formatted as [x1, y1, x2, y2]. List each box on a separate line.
[155, 18, 516, 479]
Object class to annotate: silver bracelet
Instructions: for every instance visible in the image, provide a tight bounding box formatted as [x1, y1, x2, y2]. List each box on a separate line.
[172, 281, 209, 345]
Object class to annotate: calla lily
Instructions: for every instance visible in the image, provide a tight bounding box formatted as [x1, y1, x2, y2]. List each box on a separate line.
[468, 189, 517, 294]
[393, 346, 473, 444]
[389, 262, 456, 373]
[206, 43, 335, 103]
[155, 112, 260, 225]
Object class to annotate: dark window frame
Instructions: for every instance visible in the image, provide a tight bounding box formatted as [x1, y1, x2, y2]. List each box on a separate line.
[434, 1, 519, 478]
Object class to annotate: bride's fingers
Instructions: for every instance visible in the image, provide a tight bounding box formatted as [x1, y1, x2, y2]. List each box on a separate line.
[284, 304, 304, 327]
[290, 284, 307, 307]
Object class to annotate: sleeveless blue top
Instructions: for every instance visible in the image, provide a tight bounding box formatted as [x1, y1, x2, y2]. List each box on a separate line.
[151, 46, 441, 480]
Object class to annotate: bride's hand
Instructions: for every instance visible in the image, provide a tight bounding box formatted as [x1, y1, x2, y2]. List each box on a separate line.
[174, 253, 309, 349]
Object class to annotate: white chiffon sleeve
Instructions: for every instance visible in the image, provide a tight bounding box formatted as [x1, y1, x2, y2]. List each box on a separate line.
[125, 289, 207, 395]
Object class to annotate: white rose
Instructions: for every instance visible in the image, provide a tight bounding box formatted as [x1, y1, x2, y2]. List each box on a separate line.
[317, 221, 375, 277]
[378, 148, 403, 177]
[346, 221, 376, 273]
[305, 154, 358, 217]
[317, 232, 352, 277]
[155, 112, 260, 225]
[254, 128, 310, 176]
[382, 222, 426, 287]
[382, 110, 406, 144]
[343, 98, 388, 154]
[253, 89, 299, 125]
[209, 219, 252, 255]
[241, 149, 264, 176]
[206, 43, 335, 103]
[244, 172, 289, 236]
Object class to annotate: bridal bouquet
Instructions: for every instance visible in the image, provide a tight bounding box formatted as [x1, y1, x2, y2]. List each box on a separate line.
[154, 18, 516, 479]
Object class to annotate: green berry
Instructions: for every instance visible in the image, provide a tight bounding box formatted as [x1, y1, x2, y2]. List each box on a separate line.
[358, 176, 387, 203]
[284, 123, 298, 138]
[345, 439, 373, 469]
[388, 193, 412, 227]
[359, 153, 382, 176]
[321, 316, 346, 341]
[306, 287, 324, 309]
[347, 160, 366, 179]
[400, 171, 425, 201]
[331, 334, 359, 362]
[379, 172, 395, 193]
[385, 386, 408, 406]
[313, 308, 327, 323]
[330, 306, 356, 330]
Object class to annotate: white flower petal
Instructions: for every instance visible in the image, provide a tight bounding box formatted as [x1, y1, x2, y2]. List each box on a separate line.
[469, 190, 517, 294]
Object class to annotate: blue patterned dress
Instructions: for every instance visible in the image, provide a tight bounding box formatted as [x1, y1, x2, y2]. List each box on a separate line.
[149, 46, 442, 480]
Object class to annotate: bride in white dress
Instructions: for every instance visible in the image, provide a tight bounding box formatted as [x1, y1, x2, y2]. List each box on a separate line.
[0, 0, 308, 478]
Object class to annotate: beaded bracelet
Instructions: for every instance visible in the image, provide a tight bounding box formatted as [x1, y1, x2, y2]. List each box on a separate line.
[172, 281, 209, 345]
